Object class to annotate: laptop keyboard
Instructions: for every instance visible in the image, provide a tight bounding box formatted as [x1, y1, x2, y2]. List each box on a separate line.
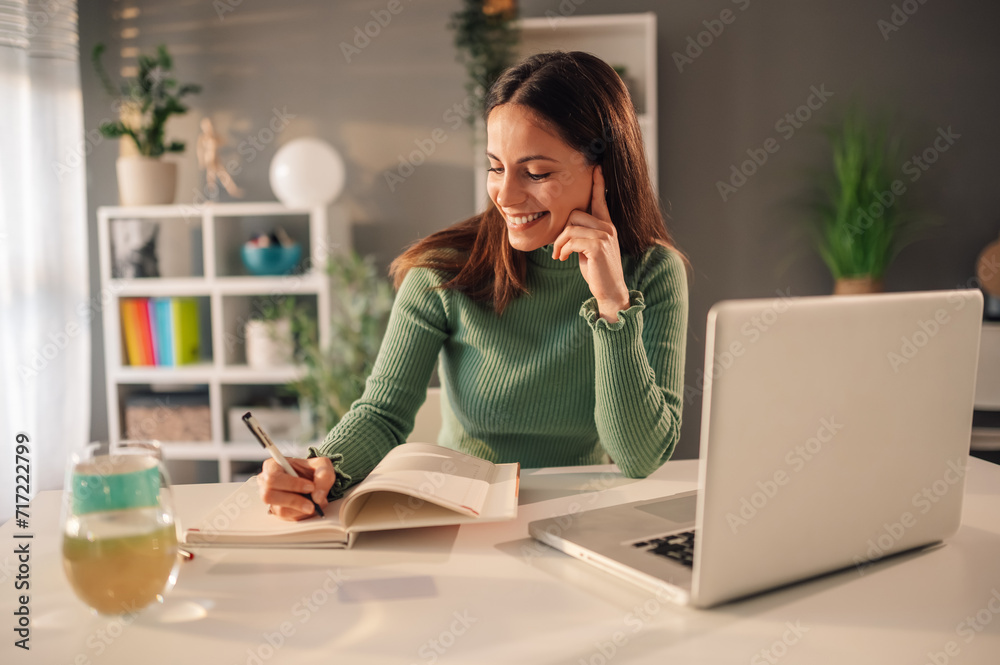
[631, 530, 696, 568]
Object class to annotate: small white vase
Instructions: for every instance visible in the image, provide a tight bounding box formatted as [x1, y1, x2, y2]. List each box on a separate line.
[245, 318, 295, 368]
[116, 156, 178, 206]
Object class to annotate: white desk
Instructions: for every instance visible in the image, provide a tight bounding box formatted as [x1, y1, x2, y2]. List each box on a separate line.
[3, 458, 1000, 664]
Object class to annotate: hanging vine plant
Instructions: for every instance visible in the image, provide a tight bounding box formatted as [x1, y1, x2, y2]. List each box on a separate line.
[448, 0, 520, 123]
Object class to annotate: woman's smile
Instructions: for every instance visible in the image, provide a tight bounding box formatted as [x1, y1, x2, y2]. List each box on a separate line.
[504, 210, 549, 229]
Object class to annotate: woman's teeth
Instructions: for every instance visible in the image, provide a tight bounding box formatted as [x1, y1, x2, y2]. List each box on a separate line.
[508, 211, 547, 226]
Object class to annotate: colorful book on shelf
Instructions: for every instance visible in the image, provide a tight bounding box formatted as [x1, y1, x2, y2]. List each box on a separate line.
[172, 297, 201, 365]
[134, 298, 155, 365]
[184, 443, 520, 549]
[120, 299, 145, 366]
[152, 298, 175, 366]
[146, 299, 162, 366]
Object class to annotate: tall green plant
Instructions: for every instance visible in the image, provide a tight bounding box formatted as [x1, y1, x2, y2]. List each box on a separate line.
[289, 252, 394, 440]
[448, 0, 520, 123]
[809, 110, 913, 281]
[91, 43, 201, 157]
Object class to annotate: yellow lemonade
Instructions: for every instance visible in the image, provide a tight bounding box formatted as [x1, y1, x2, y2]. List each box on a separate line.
[62, 524, 178, 615]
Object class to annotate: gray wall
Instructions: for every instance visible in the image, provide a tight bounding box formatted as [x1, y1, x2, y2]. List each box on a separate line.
[83, 0, 1000, 459]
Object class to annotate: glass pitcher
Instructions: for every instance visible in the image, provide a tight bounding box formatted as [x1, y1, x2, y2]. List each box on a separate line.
[61, 441, 179, 615]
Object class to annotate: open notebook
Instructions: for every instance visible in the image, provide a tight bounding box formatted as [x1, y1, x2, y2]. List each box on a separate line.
[183, 442, 520, 548]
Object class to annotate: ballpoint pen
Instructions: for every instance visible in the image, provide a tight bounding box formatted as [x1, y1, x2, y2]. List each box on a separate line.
[242, 411, 325, 518]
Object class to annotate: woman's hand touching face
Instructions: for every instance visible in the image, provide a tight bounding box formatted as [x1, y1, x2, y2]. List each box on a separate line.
[552, 165, 630, 322]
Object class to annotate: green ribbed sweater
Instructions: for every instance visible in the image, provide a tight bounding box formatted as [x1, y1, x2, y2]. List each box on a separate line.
[311, 243, 688, 496]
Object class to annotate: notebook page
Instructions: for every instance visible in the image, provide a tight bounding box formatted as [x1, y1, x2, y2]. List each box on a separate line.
[352, 443, 495, 517]
[184, 477, 349, 545]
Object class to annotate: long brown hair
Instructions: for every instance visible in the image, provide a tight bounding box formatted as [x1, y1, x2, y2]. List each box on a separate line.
[391, 50, 683, 313]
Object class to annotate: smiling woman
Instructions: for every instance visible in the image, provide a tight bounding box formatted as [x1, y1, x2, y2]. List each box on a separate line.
[257, 51, 690, 521]
[392, 50, 681, 316]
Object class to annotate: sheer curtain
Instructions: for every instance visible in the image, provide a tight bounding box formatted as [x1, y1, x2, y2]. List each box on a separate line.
[0, 0, 89, 521]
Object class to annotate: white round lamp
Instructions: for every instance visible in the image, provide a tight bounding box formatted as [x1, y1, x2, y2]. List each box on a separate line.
[269, 138, 346, 208]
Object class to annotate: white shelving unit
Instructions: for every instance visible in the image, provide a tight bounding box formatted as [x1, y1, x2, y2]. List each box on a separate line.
[97, 201, 346, 482]
[474, 12, 659, 209]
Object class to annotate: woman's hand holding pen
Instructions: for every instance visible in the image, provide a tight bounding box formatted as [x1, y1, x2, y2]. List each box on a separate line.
[259, 457, 335, 521]
[551, 165, 630, 322]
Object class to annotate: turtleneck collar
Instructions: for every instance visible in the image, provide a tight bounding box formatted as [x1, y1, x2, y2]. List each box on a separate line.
[525, 244, 580, 272]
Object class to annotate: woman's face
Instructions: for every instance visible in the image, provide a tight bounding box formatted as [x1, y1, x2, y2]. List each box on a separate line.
[486, 104, 595, 252]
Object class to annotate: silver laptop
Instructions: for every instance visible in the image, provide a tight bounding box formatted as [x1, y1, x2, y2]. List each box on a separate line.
[529, 289, 983, 608]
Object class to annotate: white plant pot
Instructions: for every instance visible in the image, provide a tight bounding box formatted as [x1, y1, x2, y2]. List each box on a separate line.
[116, 156, 178, 206]
[245, 318, 295, 368]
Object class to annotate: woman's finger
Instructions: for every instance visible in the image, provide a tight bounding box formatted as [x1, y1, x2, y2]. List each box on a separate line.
[260, 460, 315, 495]
[553, 226, 606, 260]
[304, 457, 335, 507]
[269, 501, 317, 521]
[260, 485, 318, 516]
[565, 208, 615, 234]
[590, 165, 611, 223]
[557, 237, 604, 261]
[258, 456, 338, 518]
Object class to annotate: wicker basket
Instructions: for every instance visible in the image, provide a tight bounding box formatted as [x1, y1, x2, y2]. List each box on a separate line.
[124, 391, 211, 442]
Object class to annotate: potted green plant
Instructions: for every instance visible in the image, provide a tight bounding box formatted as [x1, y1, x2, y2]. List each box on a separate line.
[92, 43, 201, 205]
[288, 252, 394, 440]
[245, 295, 300, 369]
[807, 109, 920, 295]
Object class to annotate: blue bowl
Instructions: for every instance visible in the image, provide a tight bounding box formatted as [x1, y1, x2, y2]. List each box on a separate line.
[241, 244, 302, 276]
